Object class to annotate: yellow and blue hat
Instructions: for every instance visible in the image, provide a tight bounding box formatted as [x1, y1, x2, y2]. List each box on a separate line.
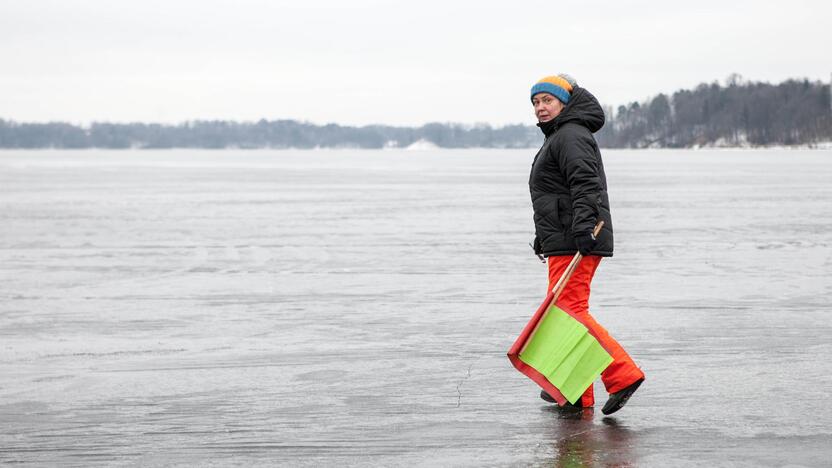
[530, 75, 574, 104]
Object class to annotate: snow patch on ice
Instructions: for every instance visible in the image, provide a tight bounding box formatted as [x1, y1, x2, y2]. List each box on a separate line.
[404, 139, 440, 151]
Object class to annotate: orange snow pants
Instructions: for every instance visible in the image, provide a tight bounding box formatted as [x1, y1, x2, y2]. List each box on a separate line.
[547, 255, 645, 407]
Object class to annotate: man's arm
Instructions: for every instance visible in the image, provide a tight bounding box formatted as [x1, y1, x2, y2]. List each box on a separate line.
[557, 127, 602, 236]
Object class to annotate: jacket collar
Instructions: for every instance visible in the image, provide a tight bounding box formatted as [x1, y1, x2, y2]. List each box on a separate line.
[536, 118, 558, 137]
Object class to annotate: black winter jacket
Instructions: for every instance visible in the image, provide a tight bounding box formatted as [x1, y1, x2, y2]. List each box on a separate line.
[529, 86, 614, 257]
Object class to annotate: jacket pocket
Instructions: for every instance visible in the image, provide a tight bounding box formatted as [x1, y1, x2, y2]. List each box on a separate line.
[533, 196, 561, 231]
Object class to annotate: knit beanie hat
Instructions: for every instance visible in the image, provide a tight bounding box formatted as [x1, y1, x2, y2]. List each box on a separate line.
[530, 74, 574, 104]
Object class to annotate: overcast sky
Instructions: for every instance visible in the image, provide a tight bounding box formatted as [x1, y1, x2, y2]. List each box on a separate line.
[1, 0, 830, 126]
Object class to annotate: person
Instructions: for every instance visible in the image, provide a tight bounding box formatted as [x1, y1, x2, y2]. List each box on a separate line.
[529, 74, 645, 415]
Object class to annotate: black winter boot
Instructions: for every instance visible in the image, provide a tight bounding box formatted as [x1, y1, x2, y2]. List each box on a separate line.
[540, 390, 584, 409]
[601, 378, 643, 415]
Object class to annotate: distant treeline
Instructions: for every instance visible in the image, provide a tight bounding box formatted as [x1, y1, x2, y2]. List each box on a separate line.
[1, 76, 830, 149]
[0, 119, 539, 150]
[598, 75, 832, 147]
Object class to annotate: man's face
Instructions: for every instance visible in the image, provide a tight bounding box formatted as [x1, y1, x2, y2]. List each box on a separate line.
[532, 93, 564, 123]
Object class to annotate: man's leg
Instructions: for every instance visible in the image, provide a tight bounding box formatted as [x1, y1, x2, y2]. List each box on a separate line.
[547, 256, 645, 403]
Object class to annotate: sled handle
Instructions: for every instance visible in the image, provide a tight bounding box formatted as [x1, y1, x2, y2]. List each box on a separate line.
[519, 220, 604, 356]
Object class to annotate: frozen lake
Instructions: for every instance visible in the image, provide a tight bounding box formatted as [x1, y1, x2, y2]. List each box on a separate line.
[1, 149, 831, 466]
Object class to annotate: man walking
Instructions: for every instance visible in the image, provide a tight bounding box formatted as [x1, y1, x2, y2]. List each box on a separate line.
[529, 74, 644, 415]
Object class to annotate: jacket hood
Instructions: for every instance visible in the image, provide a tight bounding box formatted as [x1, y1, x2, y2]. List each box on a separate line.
[538, 86, 605, 135]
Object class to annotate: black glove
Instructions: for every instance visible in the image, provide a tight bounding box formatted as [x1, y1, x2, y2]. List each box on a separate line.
[532, 235, 542, 255]
[530, 236, 545, 263]
[574, 232, 597, 256]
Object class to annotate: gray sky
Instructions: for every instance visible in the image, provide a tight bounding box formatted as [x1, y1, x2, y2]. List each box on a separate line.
[1, 0, 830, 126]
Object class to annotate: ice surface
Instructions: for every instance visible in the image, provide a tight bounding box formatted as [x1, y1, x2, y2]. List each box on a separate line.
[1, 149, 831, 466]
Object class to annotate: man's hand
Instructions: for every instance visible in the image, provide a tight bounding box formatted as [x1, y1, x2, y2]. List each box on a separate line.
[530, 236, 545, 263]
[575, 232, 597, 256]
